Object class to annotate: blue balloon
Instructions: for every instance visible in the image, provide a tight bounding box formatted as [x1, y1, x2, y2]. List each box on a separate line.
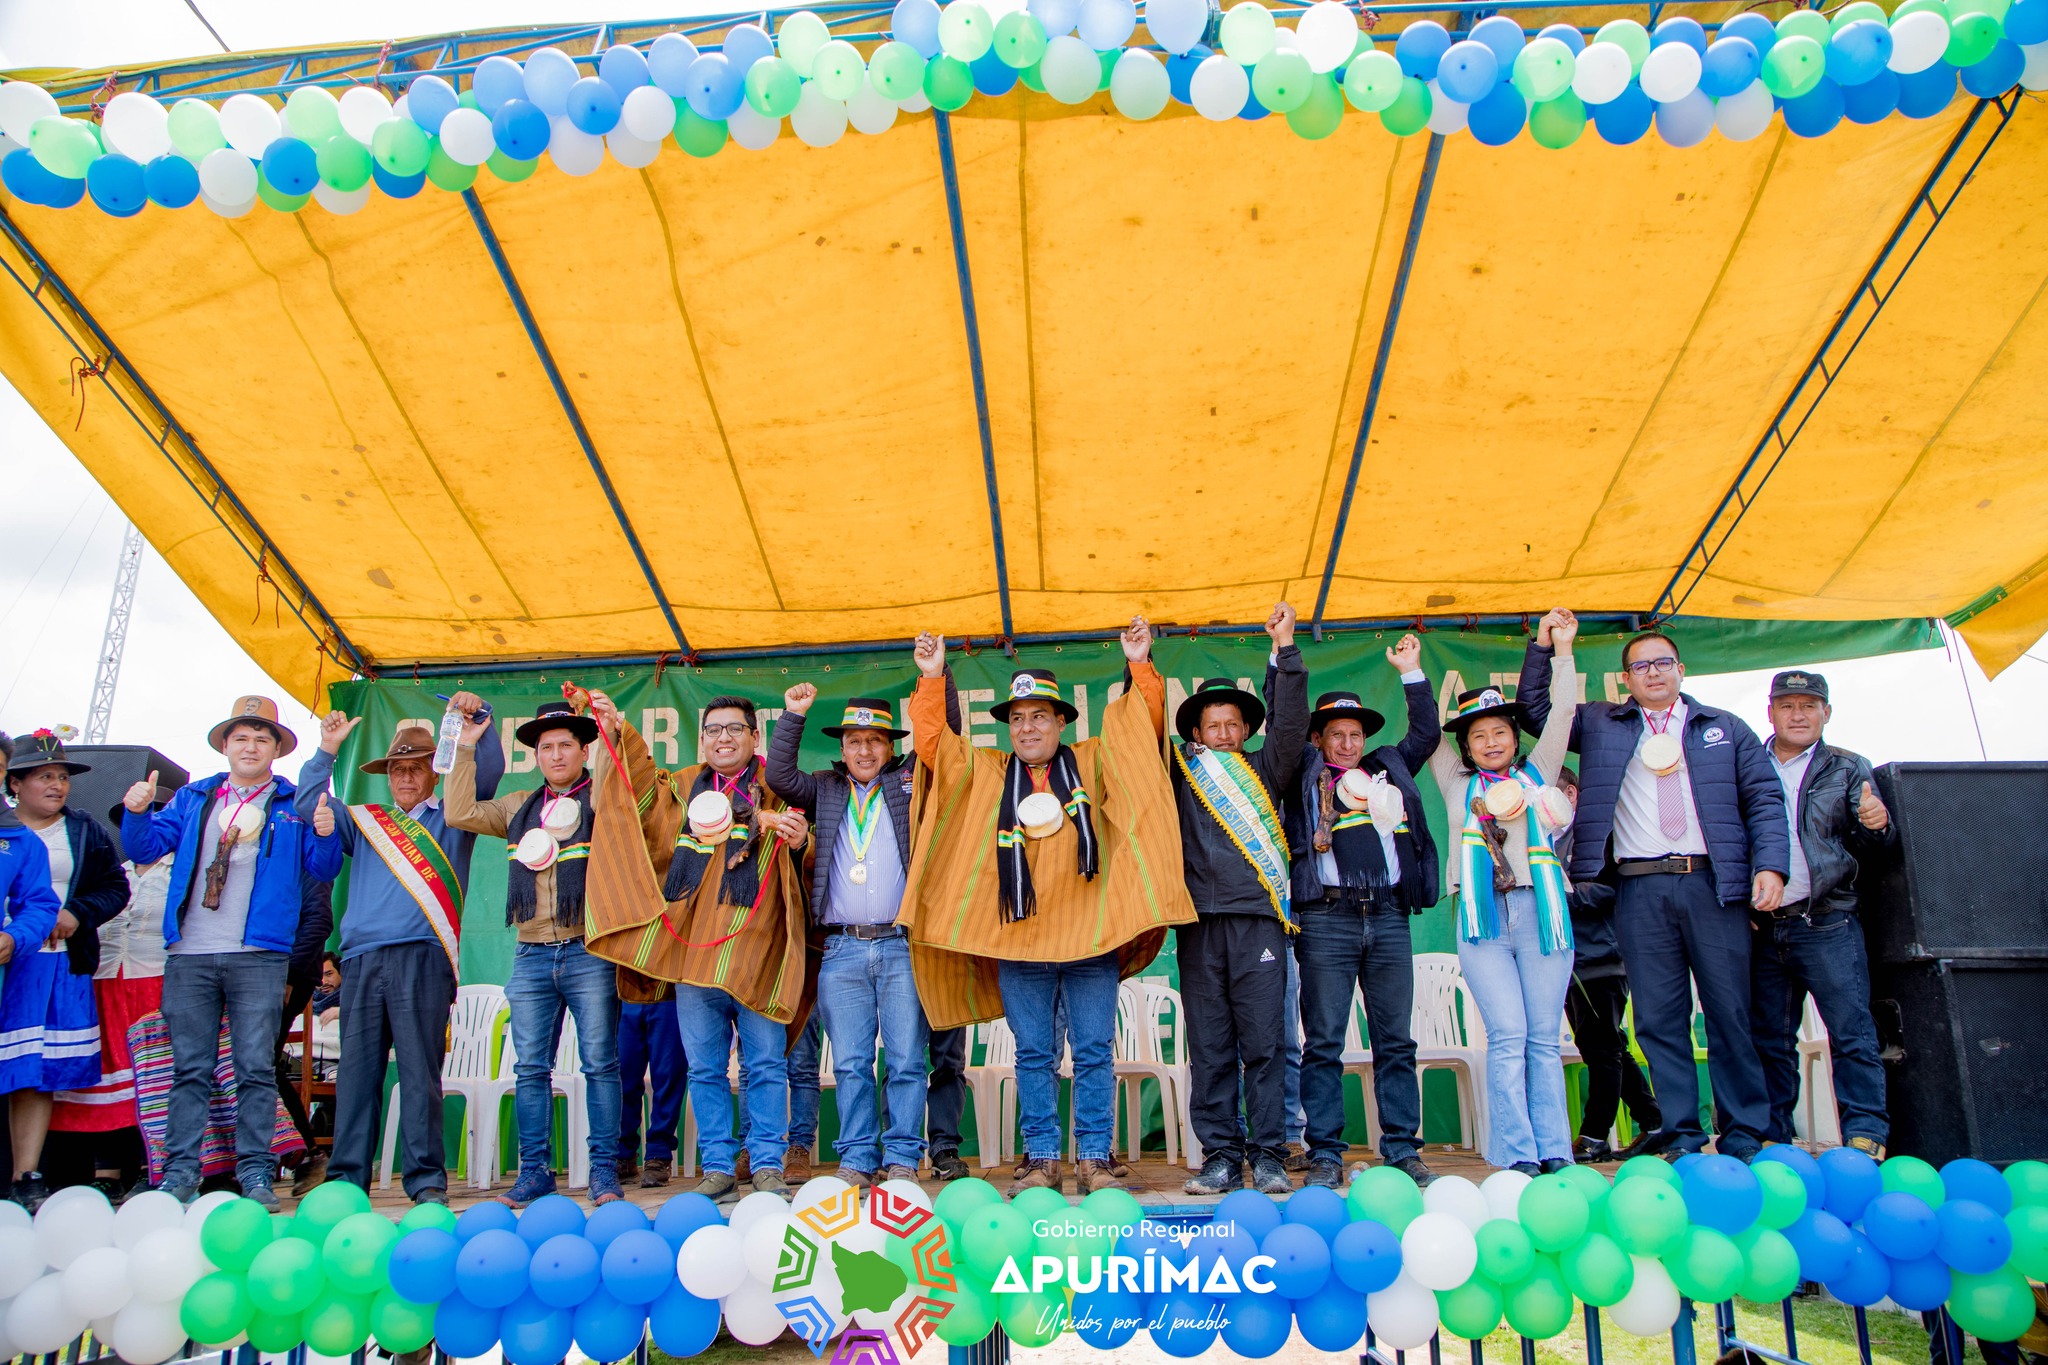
[457, 1228, 533, 1309]
[433, 1293, 503, 1359]
[1119, 1221, 1193, 1268]
[1260, 1223, 1332, 1300]
[1469, 82, 1526, 145]
[971, 48, 1020, 95]
[648, 35, 702, 96]
[1330, 1220, 1401, 1294]
[565, 77, 622, 135]
[1895, 62, 1958, 118]
[1823, 1232, 1892, 1308]
[1784, 1208, 1856, 1284]
[406, 74, 460, 133]
[1198, 1225, 1259, 1274]
[584, 1201, 652, 1253]
[474, 56, 529, 114]
[1437, 41, 1500, 103]
[1238, 83, 1270, 119]
[390, 1228, 463, 1304]
[648, 1281, 720, 1357]
[1721, 12, 1778, 57]
[1072, 1286, 1143, 1348]
[518, 1194, 588, 1249]
[1819, 1146, 1884, 1223]
[1282, 1186, 1349, 1246]
[1537, 23, 1586, 54]
[1862, 1192, 1940, 1262]
[684, 53, 745, 121]
[653, 1193, 722, 1253]
[1699, 36, 1761, 98]
[457, 1200, 519, 1243]
[371, 162, 426, 198]
[2, 147, 57, 206]
[1754, 1144, 1826, 1210]
[492, 99, 552, 159]
[500, 1292, 574, 1365]
[1683, 1155, 1764, 1236]
[1935, 1199, 2012, 1274]
[1961, 39, 2024, 96]
[601, 1229, 675, 1305]
[1827, 20, 1894, 86]
[1292, 1284, 1367, 1353]
[1215, 1190, 1283, 1243]
[599, 43, 651, 98]
[1220, 1292, 1293, 1359]
[1841, 67, 1900, 122]
[1654, 16, 1708, 53]
[1671, 1153, 1705, 1178]
[724, 23, 775, 76]
[1394, 21, 1452, 80]
[143, 152, 199, 208]
[572, 1287, 646, 1364]
[529, 1233, 602, 1309]
[1166, 47, 1208, 104]
[894, 0, 945, 57]
[1469, 16, 1525, 71]
[1592, 82, 1653, 143]
[1941, 1159, 2014, 1215]
[259, 137, 318, 195]
[2008, 0, 2048, 45]
[524, 48, 582, 117]
[86, 154, 147, 216]
[1887, 1254, 1953, 1312]
[1151, 1293, 1222, 1359]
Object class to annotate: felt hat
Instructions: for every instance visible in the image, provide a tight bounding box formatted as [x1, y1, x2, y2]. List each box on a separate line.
[10, 728, 90, 776]
[1442, 685, 1525, 735]
[208, 695, 298, 757]
[1307, 690, 1387, 738]
[1176, 677, 1266, 743]
[1769, 670, 1829, 702]
[990, 669, 1078, 724]
[514, 701, 599, 748]
[360, 725, 438, 775]
[821, 697, 909, 740]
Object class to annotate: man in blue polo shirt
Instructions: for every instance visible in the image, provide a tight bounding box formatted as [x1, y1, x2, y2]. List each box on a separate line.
[296, 696, 504, 1203]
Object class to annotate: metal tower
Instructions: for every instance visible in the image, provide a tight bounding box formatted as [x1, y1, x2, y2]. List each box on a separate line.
[83, 522, 144, 745]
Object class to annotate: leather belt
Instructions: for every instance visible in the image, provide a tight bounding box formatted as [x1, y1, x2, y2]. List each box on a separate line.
[1759, 898, 1810, 919]
[824, 923, 907, 940]
[1616, 855, 1711, 878]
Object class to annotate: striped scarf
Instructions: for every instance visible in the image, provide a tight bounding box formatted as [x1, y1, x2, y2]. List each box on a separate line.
[996, 747, 1096, 923]
[1456, 764, 1573, 955]
[506, 780, 593, 928]
[662, 761, 769, 909]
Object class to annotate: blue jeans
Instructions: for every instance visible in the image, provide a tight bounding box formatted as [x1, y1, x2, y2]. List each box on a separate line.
[1458, 889, 1576, 1167]
[818, 933, 931, 1172]
[1750, 905, 1888, 1145]
[677, 983, 789, 1174]
[619, 999, 685, 1163]
[787, 1014, 821, 1151]
[161, 951, 288, 1190]
[1295, 902, 1424, 1163]
[1000, 953, 1119, 1162]
[506, 939, 622, 1179]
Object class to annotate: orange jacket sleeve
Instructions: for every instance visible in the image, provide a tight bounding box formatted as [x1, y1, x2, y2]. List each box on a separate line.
[911, 674, 954, 768]
[1129, 659, 1166, 738]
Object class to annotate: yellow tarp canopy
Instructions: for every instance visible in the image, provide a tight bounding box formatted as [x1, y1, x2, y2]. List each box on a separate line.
[3, 24, 2044, 707]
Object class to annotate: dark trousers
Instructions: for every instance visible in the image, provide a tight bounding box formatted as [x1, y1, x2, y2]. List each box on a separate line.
[1612, 869, 1770, 1158]
[1178, 915, 1290, 1165]
[1565, 972, 1661, 1142]
[1750, 905, 1888, 1145]
[619, 998, 686, 1164]
[276, 977, 320, 1152]
[927, 1027, 967, 1157]
[1294, 901, 1424, 1164]
[331, 943, 458, 1199]
[161, 951, 289, 1190]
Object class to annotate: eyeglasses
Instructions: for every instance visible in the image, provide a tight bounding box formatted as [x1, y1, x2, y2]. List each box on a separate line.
[1626, 656, 1680, 676]
[700, 722, 753, 738]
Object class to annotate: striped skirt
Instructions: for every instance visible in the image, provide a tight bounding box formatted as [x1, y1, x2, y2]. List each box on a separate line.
[0, 950, 102, 1093]
[51, 972, 162, 1132]
[127, 1011, 305, 1182]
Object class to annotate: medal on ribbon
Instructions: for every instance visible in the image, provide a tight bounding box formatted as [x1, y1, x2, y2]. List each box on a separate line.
[845, 782, 884, 886]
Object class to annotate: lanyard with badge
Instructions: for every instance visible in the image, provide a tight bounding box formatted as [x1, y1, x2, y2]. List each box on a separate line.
[845, 782, 883, 885]
[204, 781, 273, 909]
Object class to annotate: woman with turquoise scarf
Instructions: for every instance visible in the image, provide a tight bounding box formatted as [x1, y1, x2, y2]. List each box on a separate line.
[1426, 608, 1582, 1174]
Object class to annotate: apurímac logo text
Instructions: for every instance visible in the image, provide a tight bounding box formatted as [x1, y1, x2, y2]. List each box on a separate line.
[989, 1219, 1280, 1296]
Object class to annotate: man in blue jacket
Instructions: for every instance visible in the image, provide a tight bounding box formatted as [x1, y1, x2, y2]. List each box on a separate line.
[122, 696, 343, 1207]
[1521, 632, 1787, 1161]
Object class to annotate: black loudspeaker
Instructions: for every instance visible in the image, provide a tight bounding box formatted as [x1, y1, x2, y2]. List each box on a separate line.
[1865, 762, 2048, 962]
[1870, 958, 2048, 1165]
[60, 745, 190, 861]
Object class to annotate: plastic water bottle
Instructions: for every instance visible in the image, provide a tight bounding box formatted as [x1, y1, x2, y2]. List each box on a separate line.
[433, 703, 464, 774]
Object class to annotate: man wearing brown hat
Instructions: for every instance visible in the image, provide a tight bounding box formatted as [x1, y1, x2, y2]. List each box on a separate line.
[295, 696, 505, 1203]
[121, 695, 343, 1208]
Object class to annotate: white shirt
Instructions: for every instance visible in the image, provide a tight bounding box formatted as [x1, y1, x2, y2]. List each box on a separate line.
[30, 820, 73, 954]
[1612, 699, 1709, 859]
[97, 859, 171, 979]
[1769, 742, 1817, 904]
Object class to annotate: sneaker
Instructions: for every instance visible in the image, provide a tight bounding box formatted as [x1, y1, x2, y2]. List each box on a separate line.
[1007, 1159, 1063, 1195]
[882, 1164, 921, 1185]
[498, 1168, 560, 1208]
[639, 1158, 672, 1189]
[1251, 1156, 1293, 1195]
[1847, 1136, 1887, 1161]
[1572, 1136, 1615, 1163]
[930, 1151, 971, 1182]
[589, 1167, 626, 1205]
[734, 1149, 752, 1184]
[162, 1182, 199, 1205]
[412, 1187, 449, 1206]
[751, 1168, 791, 1199]
[10, 1173, 50, 1214]
[693, 1171, 738, 1198]
[1183, 1154, 1244, 1197]
[839, 1168, 875, 1190]
[783, 1146, 813, 1182]
[615, 1155, 640, 1183]
[1283, 1142, 1312, 1173]
[1540, 1157, 1575, 1175]
[91, 1175, 127, 1204]
[1074, 1160, 1121, 1194]
[1305, 1157, 1344, 1189]
[243, 1181, 282, 1212]
[291, 1151, 328, 1198]
[1392, 1155, 1437, 1188]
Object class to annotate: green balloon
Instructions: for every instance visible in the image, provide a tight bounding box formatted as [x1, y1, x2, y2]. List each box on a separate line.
[1943, 12, 2001, 66]
[371, 119, 431, 176]
[246, 1309, 305, 1353]
[1511, 38, 1575, 103]
[323, 1212, 400, 1297]
[370, 1287, 436, 1355]
[1344, 50, 1405, 112]
[1953, 0, 2012, 18]
[959, 1203, 1033, 1281]
[1252, 49, 1314, 113]
[2004, 1205, 2048, 1280]
[1776, 8, 1834, 44]
[28, 117, 98, 180]
[1557, 1163, 1612, 1224]
[870, 42, 930, 101]
[201, 1198, 276, 1274]
[998, 1289, 1066, 1347]
[1378, 75, 1432, 135]
[1475, 1219, 1536, 1285]
[1666, 1226, 1744, 1305]
[1616, 1154, 1679, 1186]
[304, 1293, 372, 1357]
[425, 143, 477, 193]
[247, 1236, 327, 1317]
[1891, 0, 1952, 19]
[167, 98, 228, 160]
[1829, 1, 1890, 31]
[811, 40, 867, 100]
[993, 11, 1049, 68]
[1503, 1255, 1574, 1340]
[1880, 1155, 1947, 1209]
[924, 55, 976, 111]
[254, 179, 310, 210]
[1526, 92, 1587, 148]
[1354, 31, 1377, 59]
[315, 135, 373, 191]
[487, 150, 539, 181]
[1220, 2, 1277, 63]
[1592, 20, 1652, 72]
[1097, 49, 1117, 92]
[397, 1202, 458, 1235]
[1286, 73, 1344, 139]
[1949, 1268, 2037, 1343]
[1520, 1175, 1591, 1252]
[1437, 1275, 1504, 1340]
[273, 1214, 298, 1238]
[1753, 1161, 1808, 1230]
[935, 1176, 1003, 1224]
[1735, 1227, 1802, 1303]
[1009, 1186, 1071, 1229]
[1349, 1165, 1424, 1234]
[937, 2, 995, 63]
[1607, 1175, 1689, 1259]
[1018, 59, 1048, 92]
[744, 56, 803, 118]
[936, 1279, 998, 1345]
[283, 87, 344, 143]
[673, 106, 728, 157]
[1560, 1232, 1634, 1308]
[1761, 35, 1826, 98]
[2006, 1159, 2048, 1208]
[180, 1272, 254, 1346]
[1081, 1186, 1144, 1239]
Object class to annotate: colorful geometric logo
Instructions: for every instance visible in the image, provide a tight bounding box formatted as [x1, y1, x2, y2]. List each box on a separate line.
[910, 1223, 956, 1293]
[779, 1295, 837, 1357]
[829, 1328, 902, 1365]
[893, 1294, 955, 1357]
[797, 1185, 863, 1240]
[867, 1184, 935, 1239]
[776, 1223, 823, 1293]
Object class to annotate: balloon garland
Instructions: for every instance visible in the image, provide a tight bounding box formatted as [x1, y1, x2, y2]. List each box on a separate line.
[3, 0, 2046, 217]
[0, 1151, 2042, 1361]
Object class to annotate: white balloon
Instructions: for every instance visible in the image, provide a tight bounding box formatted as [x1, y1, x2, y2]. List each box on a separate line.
[1144, 0, 1208, 56]
[197, 147, 257, 204]
[1421, 1175, 1491, 1233]
[0, 1202, 30, 1232]
[338, 85, 394, 143]
[740, 1214, 791, 1285]
[1365, 1270, 1440, 1350]
[1110, 47, 1170, 118]
[392, 93, 411, 123]
[1887, 9, 1950, 73]
[109, 1295, 185, 1365]
[311, 181, 372, 214]
[8, 1274, 84, 1355]
[1029, 0, 1081, 37]
[1571, 41, 1633, 104]
[789, 83, 848, 147]
[1399, 1212, 1478, 1291]
[198, 191, 257, 218]
[1655, 88, 1714, 147]
[34, 1188, 112, 1271]
[1426, 81, 1469, 134]
[547, 115, 606, 174]
[1077, 0, 1137, 50]
[727, 101, 783, 149]
[1609, 1255, 1680, 1336]
[1295, 1, 1361, 73]
[2023, 40, 2048, 91]
[1481, 1169, 1532, 1223]
[1713, 79, 1775, 140]
[1041, 33, 1102, 103]
[439, 106, 496, 165]
[604, 129, 661, 166]
[218, 92, 281, 157]
[183, 1190, 237, 1236]
[722, 1276, 786, 1345]
[0, 1302, 22, 1363]
[620, 84, 678, 140]
[1190, 53, 1250, 119]
[60, 1248, 130, 1322]
[677, 1225, 748, 1300]
[110, 1193, 184, 1255]
[101, 93, 172, 162]
[0, 82, 58, 146]
[1271, 25, 1299, 50]
[731, 1190, 795, 1241]
[1638, 40, 1701, 101]
[0, 1228, 43, 1300]
[898, 88, 933, 112]
[126, 1228, 204, 1303]
[847, 75, 900, 133]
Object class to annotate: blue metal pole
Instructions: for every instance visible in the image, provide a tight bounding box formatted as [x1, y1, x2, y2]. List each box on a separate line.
[1672, 1298, 1698, 1365]
[1585, 1305, 1605, 1365]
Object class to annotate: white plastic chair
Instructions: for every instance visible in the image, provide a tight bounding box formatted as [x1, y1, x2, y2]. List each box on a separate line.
[966, 1017, 1016, 1166]
[1411, 953, 1488, 1149]
[381, 984, 508, 1190]
[554, 1015, 589, 1188]
[1341, 983, 1382, 1152]
[1795, 994, 1842, 1148]
[1138, 982, 1202, 1169]
[1108, 981, 1181, 1166]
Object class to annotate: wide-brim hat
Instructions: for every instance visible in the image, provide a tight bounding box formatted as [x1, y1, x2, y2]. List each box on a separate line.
[1443, 686, 1525, 735]
[990, 669, 1078, 725]
[514, 701, 598, 748]
[208, 696, 298, 757]
[1176, 678, 1266, 743]
[821, 696, 909, 740]
[360, 725, 438, 775]
[1308, 690, 1387, 738]
[10, 729, 90, 776]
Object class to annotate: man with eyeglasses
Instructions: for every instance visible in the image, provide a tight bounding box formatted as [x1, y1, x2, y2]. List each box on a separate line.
[1519, 629, 1787, 1162]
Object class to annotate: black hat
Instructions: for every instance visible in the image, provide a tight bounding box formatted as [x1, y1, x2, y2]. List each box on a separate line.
[1175, 678, 1266, 743]
[821, 697, 910, 740]
[989, 669, 1078, 725]
[514, 701, 599, 748]
[1769, 670, 1829, 702]
[109, 782, 174, 829]
[1442, 685, 1525, 735]
[9, 729, 91, 776]
[1308, 690, 1387, 738]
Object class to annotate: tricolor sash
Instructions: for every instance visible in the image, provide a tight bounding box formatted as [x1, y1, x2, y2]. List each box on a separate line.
[1173, 742, 1293, 926]
[350, 804, 464, 972]
[1456, 764, 1573, 955]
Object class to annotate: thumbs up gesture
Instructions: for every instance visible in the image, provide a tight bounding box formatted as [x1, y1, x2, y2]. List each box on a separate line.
[1856, 780, 1889, 831]
[123, 770, 159, 814]
[314, 792, 336, 837]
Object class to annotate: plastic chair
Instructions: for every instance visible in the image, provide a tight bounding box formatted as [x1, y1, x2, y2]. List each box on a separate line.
[1138, 982, 1202, 1169]
[1795, 994, 1841, 1147]
[554, 1014, 589, 1188]
[1410, 953, 1488, 1149]
[965, 1017, 1016, 1167]
[381, 984, 508, 1191]
[1341, 982, 1382, 1152]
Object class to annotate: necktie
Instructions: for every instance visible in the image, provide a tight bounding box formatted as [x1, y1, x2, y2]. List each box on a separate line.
[1648, 713, 1686, 841]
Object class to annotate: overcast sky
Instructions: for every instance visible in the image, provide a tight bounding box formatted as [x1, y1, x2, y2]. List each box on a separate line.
[2, 2, 2046, 782]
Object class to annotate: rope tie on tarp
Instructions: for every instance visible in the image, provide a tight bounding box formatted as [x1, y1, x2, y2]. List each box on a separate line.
[66, 354, 108, 430]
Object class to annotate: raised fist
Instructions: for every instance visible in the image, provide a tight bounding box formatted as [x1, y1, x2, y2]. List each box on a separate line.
[913, 632, 946, 678]
[784, 683, 818, 714]
[1121, 616, 1153, 663]
[587, 690, 624, 736]
[1386, 633, 1422, 673]
[1266, 601, 1297, 649]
